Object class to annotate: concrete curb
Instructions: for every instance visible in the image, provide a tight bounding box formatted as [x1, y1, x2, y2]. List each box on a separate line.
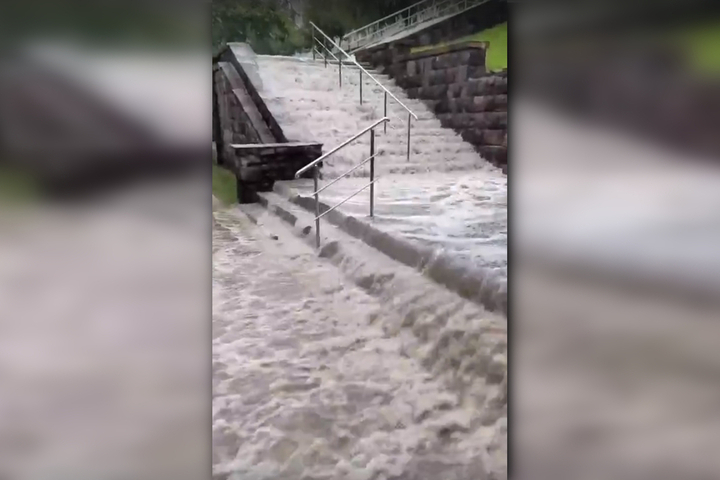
[273, 182, 507, 317]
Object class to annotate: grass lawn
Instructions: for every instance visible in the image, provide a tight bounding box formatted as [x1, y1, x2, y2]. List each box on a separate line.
[212, 163, 237, 205]
[411, 22, 507, 72]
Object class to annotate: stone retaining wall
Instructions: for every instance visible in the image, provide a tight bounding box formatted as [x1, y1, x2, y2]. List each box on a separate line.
[217, 43, 287, 144]
[233, 144, 322, 189]
[360, 42, 508, 169]
[213, 62, 272, 165]
[211, 43, 323, 201]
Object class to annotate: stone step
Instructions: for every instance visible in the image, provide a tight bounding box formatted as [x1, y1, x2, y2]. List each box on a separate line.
[248, 185, 507, 316]
[253, 55, 505, 178]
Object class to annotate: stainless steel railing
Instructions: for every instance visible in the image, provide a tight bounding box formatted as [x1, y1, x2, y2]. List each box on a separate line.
[310, 21, 418, 162]
[341, 0, 490, 53]
[341, 0, 432, 51]
[295, 117, 390, 248]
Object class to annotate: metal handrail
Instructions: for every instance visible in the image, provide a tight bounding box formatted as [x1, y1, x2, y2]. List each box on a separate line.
[295, 117, 390, 247]
[296, 116, 389, 178]
[342, 0, 489, 53]
[310, 21, 417, 161]
[311, 21, 418, 122]
[311, 153, 378, 196]
[343, 0, 442, 51]
[342, 0, 430, 39]
[316, 177, 382, 221]
[314, 37, 340, 63]
[313, 37, 344, 85]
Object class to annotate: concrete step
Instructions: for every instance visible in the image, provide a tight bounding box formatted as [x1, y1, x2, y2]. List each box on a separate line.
[258, 182, 507, 316]
[232, 191, 507, 465]
[253, 55, 504, 178]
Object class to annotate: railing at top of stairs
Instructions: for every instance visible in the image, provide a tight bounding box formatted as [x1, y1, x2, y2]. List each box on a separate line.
[340, 0, 491, 53]
[310, 21, 417, 163]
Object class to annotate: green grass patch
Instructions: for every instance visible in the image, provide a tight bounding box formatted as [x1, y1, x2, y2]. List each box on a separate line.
[411, 22, 507, 72]
[212, 163, 237, 205]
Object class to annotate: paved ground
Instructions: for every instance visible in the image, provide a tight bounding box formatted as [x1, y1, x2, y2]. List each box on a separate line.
[212, 208, 506, 480]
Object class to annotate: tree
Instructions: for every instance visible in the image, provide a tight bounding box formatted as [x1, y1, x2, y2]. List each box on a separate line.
[212, 0, 422, 55]
[212, 0, 300, 54]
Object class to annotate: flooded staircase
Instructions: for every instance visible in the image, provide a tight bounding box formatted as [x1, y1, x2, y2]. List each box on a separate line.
[212, 35, 508, 480]
[254, 54, 500, 178]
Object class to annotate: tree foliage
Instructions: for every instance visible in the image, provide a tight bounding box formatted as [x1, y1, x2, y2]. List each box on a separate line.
[304, 0, 420, 39]
[212, 0, 422, 55]
[212, 0, 302, 54]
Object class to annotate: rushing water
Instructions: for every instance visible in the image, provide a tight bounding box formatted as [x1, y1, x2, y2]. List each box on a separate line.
[212, 209, 507, 480]
[251, 55, 507, 278]
[283, 170, 508, 278]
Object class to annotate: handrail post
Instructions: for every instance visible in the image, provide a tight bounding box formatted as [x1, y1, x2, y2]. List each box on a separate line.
[339, 57, 342, 87]
[359, 70, 363, 104]
[295, 116, 389, 178]
[312, 30, 316, 61]
[313, 165, 321, 248]
[309, 21, 417, 126]
[383, 92, 388, 133]
[369, 128, 375, 217]
[407, 112, 412, 161]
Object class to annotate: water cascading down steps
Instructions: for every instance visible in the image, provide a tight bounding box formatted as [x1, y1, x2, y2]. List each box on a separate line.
[251, 54, 508, 282]
[254, 55, 501, 178]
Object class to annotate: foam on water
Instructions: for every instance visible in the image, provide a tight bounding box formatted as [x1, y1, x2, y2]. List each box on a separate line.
[212, 210, 507, 480]
[253, 55, 502, 177]
[283, 171, 507, 278]
[250, 55, 507, 278]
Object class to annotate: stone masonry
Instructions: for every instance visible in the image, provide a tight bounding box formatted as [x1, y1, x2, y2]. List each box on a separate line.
[359, 42, 508, 170]
[213, 62, 271, 161]
[231, 143, 322, 188]
[212, 44, 322, 201]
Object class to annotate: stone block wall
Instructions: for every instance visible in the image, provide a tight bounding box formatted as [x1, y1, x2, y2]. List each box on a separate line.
[361, 42, 508, 169]
[213, 61, 276, 166]
[234, 144, 322, 187]
[220, 44, 288, 144]
[212, 44, 324, 201]
[214, 65, 259, 157]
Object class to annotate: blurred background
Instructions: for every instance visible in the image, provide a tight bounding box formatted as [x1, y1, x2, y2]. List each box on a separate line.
[0, 1, 209, 479]
[3, 0, 720, 478]
[514, 0, 720, 479]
